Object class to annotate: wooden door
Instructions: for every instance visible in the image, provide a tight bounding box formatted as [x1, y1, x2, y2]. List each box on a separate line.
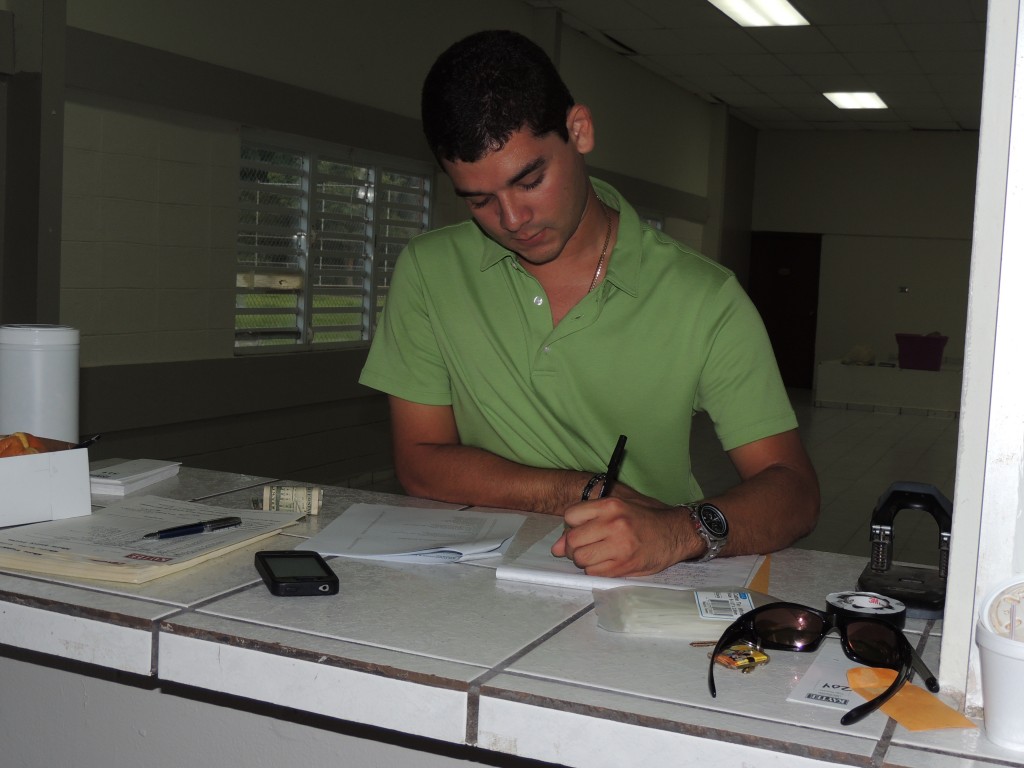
[747, 232, 822, 390]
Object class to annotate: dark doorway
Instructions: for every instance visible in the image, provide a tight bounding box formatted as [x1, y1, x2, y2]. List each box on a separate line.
[747, 232, 822, 389]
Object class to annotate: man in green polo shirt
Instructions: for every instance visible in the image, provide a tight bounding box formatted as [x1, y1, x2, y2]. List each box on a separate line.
[359, 30, 819, 578]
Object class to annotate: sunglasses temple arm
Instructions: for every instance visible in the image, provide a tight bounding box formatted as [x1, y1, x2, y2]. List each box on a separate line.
[841, 636, 928, 726]
[910, 645, 940, 693]
[708, 643, 721, 698]
[706, 615, 759, 699]
[708, 620, 749, 700]
[840, 665, 909, 727]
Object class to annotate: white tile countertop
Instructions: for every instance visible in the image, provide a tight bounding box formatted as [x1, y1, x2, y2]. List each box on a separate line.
[477, 551, 901, 766]
[0, 466, 1011, 768]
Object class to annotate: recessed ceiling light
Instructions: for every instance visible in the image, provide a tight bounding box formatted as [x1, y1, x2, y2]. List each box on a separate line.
[824, 92, 888, 109]
[706, 0, 809, 27]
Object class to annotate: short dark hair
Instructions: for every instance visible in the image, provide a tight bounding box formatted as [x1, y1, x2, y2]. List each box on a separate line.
[421, 30, 575, 164]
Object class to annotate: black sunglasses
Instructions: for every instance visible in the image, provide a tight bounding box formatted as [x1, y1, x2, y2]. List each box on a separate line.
[707, 601, 939, 726]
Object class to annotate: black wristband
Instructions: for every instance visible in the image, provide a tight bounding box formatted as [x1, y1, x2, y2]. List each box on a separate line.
[581, 473, 607, 501]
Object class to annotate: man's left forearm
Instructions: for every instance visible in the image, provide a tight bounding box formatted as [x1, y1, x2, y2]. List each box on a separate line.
[699, 465, 820, 558]
[697, 430, 820, 557]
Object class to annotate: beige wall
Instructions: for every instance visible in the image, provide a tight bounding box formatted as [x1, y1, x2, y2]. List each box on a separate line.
[753, 129, 978, 367]
[65, 0, 532, 122]
[753, 131, 977, 239]
[20, 0, 982, 483]
[62, 0, 719, 368]
[41, 0, 728, 484]
[561, 28, 713, 197]
[61, 95, 239, 365]
[818, 235, 971, 365]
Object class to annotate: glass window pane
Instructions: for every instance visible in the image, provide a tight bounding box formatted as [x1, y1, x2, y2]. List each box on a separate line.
[236, 136, 430, 353]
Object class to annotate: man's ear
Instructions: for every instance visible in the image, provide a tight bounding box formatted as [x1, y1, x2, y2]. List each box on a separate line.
[566, 105, 595, 154]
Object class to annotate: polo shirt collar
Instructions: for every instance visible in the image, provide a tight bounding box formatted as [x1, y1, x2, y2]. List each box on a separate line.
[479, 228, 511, 271]
[477, 178, 643, 299]
[594, 178, 641, 299]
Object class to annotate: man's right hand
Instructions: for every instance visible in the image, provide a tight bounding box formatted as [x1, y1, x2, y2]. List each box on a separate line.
[552, 496, 691, 577]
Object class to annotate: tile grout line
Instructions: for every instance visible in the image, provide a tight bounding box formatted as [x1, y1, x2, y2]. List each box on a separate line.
[463, 603, 595, 746]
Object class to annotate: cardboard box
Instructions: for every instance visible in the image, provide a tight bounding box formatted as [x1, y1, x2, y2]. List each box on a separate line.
[0, 448, 91, 528]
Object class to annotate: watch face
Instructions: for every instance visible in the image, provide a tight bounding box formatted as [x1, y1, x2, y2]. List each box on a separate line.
[698, 504, 729, 537]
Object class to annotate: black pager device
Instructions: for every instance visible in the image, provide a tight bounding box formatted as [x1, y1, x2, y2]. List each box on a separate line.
[255, 550, 339, 596]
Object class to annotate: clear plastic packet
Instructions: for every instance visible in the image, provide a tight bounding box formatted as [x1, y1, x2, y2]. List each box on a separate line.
[593, 585, 780, 642]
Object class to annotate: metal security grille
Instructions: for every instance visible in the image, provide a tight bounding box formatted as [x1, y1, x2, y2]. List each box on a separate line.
[235, 137, 431, 351]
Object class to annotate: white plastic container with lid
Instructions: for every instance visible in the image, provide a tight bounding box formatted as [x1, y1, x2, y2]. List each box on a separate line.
[0, 324, 80, 443]
[976, 574, 1024, 750]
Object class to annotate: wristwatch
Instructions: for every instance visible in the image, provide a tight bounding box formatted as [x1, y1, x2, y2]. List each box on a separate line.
[687, 502, 729, 562]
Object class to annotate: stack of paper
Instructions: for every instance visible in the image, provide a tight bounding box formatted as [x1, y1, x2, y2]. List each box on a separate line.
[0, 495, 302, 583]
[90, 459, 181, 496]
[296, 503, 526, 563]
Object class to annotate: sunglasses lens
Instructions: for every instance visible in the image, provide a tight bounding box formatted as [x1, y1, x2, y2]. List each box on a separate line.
[845, 621, 903, 668]
[754, 606, 826, 649]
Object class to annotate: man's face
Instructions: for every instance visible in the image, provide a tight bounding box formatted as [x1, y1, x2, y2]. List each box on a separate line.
[441, 125, 591, 267]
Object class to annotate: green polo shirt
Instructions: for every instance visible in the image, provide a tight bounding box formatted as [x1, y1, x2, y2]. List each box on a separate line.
[359, 179, 796, 503]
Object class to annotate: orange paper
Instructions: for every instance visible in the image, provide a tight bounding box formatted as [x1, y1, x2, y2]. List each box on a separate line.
[748, 555, 771, 594]
[847, 667, 976, 731]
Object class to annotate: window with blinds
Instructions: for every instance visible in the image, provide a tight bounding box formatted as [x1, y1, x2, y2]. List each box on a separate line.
[235, 134, 432, 351]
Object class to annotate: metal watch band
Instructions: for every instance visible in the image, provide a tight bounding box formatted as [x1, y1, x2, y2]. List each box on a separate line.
[687, 502, 728, 563]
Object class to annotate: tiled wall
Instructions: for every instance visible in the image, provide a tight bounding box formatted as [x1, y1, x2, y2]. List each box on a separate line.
[61, 94, 239, 367]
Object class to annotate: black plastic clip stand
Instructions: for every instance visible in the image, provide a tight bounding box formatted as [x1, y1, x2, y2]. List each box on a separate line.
[857, 481, 952, 619]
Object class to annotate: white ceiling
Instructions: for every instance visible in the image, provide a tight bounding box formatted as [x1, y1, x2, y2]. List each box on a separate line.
[526, 0, 987, 131]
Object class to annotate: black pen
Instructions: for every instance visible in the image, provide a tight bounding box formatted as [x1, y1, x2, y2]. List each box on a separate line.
[599, 434, 628, 498]
[565, 434, 629, 534]
[143, 516, 242, 540]
[75, 434, 102, 449]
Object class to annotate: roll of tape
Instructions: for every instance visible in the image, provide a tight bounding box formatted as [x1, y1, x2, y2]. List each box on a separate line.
[826, 591, 907, 628]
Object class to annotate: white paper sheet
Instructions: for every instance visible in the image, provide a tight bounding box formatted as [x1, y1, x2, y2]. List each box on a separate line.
[786, 639, 864, 711]
[495, 525, 766, 591]
[296, 503, 527, 563]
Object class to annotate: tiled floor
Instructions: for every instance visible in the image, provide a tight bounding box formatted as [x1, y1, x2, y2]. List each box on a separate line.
[692, 389, 958, 567]
[362, 389, 959, 568]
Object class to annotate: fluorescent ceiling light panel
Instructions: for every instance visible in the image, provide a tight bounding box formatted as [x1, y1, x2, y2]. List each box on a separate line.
[706, 0, 809, 27]
[824, 92, 888, 109]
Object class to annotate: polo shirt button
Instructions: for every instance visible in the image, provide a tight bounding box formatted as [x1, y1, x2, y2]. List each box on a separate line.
[543, 346, 551, 353]
[533, 296, 544, 306]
